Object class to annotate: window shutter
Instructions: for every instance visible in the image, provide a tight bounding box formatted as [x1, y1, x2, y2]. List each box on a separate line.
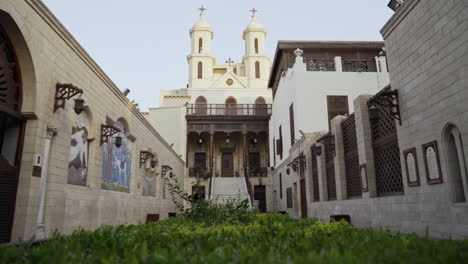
[289, 103, 295, 145]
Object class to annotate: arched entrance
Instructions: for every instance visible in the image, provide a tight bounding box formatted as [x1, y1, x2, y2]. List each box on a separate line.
[444, 124, 468, 203]
[0, 25, 25, 243]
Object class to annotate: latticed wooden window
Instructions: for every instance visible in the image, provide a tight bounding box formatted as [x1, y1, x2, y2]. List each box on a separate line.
[197, 61, 203, 79]
[327, 96, 349, 130]
[342, 114, 361, 198]
[255, 61, 260, 78]
[369, 98, 403, 196]
[286, 187, 293, 208]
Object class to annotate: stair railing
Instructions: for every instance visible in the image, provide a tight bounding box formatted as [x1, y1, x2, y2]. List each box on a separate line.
[243, 168, 254, 207]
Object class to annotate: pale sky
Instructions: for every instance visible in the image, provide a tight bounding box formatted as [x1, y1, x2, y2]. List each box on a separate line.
[42, 0, 394, 111]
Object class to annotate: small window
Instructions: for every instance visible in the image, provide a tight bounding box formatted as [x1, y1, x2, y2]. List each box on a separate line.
[279, 173, 283, 199]
[197, 61, 203, 79]
[255, 61, 260, 79]
[289, 103, 295, 145]
[198, 38, 203, 53]
[254, 38, 259, 54]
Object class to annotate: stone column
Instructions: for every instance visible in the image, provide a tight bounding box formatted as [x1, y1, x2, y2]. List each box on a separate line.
[209, 132, 214, 177]
[35, 124, 58, 240]
[331, 116, 347, 200]
[354, 95, 377, 198]
[243, 132, 248, 177]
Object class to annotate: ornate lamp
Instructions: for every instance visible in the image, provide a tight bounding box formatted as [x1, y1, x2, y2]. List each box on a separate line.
[150, 160, 157, 169]
[197, 138, 203, 144]
[114, 136, 123, 148]
[369, 105, 379, 122]
[73, 98, 85, 115]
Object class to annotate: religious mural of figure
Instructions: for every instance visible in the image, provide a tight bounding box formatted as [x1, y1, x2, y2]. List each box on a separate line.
[68, 118, 89, 186]
[101, 120, 133, 192]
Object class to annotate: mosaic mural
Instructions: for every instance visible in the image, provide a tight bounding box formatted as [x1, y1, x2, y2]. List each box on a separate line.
[101, 120, 132, 192]
[68, 116, 89, 186]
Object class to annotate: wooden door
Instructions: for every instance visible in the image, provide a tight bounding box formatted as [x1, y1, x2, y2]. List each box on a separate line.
[0, 26, 24, 243]
[300, 179, 308, 218]
[254, 185, 266, 213]
[221, 153, 234, 177]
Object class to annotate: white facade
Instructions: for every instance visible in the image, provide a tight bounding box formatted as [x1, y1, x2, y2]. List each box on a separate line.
[147, 12, 273, 162]
[270, 49, 390, 167]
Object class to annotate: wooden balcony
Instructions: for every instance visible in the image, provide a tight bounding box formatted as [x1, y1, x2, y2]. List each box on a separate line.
[186, 104, 272, 121]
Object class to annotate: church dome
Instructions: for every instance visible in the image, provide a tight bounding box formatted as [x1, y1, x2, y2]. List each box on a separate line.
[190, 13, 214, 38]
[243, 15, 266, 39]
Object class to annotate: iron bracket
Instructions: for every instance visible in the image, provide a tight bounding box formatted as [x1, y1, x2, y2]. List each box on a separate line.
[54, 83, 83, 113]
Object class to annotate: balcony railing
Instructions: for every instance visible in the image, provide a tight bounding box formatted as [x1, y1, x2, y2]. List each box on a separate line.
[249, 167, 268, 177]
[305, 59, 336, 71]
[187, 104, 272, 116]
[189, 167, 210, 179]
[342, 60, 377, 72]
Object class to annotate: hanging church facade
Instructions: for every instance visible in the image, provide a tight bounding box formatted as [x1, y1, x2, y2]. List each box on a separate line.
[0, 0, 184, 243]
[146, 11, 274, 211]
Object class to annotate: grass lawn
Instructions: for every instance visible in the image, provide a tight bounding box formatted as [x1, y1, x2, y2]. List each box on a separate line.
[1, 214, 467, 264]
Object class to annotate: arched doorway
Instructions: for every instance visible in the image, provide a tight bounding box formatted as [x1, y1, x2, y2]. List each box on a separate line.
[225, 96, 237, 116]
[444, 124, 468, 203]
[0, 25, 25, 243]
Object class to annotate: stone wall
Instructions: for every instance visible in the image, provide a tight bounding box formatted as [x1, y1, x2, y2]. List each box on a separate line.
[0, 0, 184, 242]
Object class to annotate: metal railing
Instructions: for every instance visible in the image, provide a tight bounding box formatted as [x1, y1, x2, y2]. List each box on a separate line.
[187, 104, 272, 116]
[305, 59, 336, 71]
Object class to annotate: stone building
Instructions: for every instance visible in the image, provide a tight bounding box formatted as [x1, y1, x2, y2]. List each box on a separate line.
[268, 41, 390, 217]
[146, 9, 273, 212]
[269, 0, 468, 239]
[0, 0, 184, 243]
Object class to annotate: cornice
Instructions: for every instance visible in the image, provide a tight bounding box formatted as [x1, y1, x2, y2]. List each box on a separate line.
[25, 0, 184, 164]
[380, 0, 421, 39]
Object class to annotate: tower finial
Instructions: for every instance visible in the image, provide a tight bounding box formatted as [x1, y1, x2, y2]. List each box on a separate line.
[198, 5, 206, 15]
[250, 8, 258, 17]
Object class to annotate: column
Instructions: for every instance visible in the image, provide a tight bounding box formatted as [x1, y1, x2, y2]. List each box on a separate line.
[317, 142, 328, 201]
[243, 132, 248, 177]
[334, 56, 343, 72]
[209, 132, 214, 177]
[331, 116, 347, 200]
[35, 124, 58, 240]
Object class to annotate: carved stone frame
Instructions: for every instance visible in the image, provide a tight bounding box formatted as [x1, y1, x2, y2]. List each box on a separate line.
[403, 148, 420, 187]
[422, 141, 443, 185]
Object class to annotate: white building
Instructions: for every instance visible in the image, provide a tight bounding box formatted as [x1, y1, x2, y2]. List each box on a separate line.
[146, 9, 274, 211]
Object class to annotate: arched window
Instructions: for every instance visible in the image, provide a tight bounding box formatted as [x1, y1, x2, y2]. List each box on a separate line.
[225, 96, 237, 116]
[197, 61, 203, 79]
[254, 38, 259, 54]
[255, 61, 260, 79]
[444, 124, 468, 203]
[198, 38, 203, 53]
[195, 96, 207, 115]
[254, 96, 267, 115]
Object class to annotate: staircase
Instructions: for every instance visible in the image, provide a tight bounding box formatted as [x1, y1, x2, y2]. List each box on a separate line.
[210, 177, 251, 205]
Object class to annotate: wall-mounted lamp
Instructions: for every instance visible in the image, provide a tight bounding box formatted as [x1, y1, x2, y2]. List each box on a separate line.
[226, 138, 230, 144]
[314, 145, 322, 156]
[73, 98, 85, 115]
[54, 83, 83, 113]
[150, 160, 157, 169]
[140, 151, 155, 168]
[197, 138, 203, 144]
[368, 105, 380, 122]
[100, 124, 121, 146]
[161, 165, 173, 176]
[388, 0, 404, 11]
[114, 136, 123, 148]
[251, 138, 258, 145]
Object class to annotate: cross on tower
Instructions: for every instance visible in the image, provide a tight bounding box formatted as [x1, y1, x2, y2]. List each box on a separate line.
[250, 8, 258, 17]
[226, 58, 234, 66]
[198, 5, 206, 15]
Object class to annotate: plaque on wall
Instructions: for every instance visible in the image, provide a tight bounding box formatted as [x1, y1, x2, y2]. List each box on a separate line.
[360, 164, 368, 192]
[422, 141, 443, 184]
[403, 148, 420, 187]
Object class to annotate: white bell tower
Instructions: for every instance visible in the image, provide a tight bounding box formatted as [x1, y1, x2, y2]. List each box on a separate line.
[242, 9, 270, 89]
[187, 6, 215, 88]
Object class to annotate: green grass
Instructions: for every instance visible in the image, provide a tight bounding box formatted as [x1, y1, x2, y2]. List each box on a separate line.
[1, 214, 467, 264]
